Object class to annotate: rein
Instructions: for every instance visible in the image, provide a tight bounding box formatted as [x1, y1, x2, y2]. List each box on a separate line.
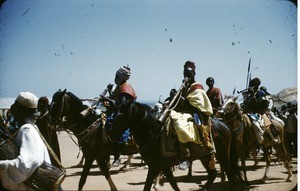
[53, 93, 99, 144]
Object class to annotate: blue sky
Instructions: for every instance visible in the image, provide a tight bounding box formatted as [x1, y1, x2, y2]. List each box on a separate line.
[0, 0, 297, 102]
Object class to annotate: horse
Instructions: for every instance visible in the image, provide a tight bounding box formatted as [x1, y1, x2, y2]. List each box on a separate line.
[108, 101, 245, 191]
[183, 116, 246, 190]
[218, 95, 293, 183]
[49, 89, 117, 191]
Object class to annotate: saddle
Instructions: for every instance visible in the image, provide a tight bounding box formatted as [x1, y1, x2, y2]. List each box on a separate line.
[247, 113, 280, 146]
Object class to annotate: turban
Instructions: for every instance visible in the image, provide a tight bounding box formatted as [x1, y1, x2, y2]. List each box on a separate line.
[116, 66, 131, 81]
[16, 92, 38, 109]
[249, 77, 261, 87]
[38, 96, 49, 104]
[184, 60, 196, 76]
[184, 61, 196, 71]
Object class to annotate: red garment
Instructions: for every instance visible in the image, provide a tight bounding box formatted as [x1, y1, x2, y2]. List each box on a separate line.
[206, 87, 222, 107]
[187, 83, 204, 95]
[113, 83, 137, 100]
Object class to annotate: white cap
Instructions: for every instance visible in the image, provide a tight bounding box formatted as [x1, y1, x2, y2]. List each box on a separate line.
[16, 92, 38, 109]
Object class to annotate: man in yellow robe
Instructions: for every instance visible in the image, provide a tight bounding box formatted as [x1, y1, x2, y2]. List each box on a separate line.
[169, 61, 215, 170]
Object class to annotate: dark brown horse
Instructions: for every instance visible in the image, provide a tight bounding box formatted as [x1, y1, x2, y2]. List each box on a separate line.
[218, 96, 293, 184]
[49, 89, 117, 191]
[108, 101, 245, 191]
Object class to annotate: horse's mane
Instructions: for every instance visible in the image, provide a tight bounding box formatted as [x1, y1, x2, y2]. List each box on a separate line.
[66, 91, 84, 109]
[134, 102, 158, 120]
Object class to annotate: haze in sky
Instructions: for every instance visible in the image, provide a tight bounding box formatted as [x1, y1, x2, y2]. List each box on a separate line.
[0, 0, 297, 102]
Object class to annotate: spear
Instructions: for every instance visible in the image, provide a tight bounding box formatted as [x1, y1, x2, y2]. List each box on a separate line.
[246, 58, 251, 88]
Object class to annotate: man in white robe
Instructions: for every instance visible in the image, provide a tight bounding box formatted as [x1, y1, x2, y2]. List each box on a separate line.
[0, 92, 51, 190]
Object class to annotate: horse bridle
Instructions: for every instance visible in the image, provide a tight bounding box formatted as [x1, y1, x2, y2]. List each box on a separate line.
[219, 97, 241, 123]
[50, 93, 70, 129]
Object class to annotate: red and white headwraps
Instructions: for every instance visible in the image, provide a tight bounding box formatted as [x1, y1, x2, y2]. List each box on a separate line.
[116, 66, 131, 81]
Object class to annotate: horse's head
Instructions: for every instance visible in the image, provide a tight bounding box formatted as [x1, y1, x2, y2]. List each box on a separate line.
[49, 89, 67, 126]
[217, 95, 240, 119]
[49, 89, 83, 129]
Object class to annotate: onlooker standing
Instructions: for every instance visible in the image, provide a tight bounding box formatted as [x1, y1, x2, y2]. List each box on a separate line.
[285, 104, 297, 158]
[205, 77, 223, 115]
[0, 92, 51, 190]
[36, 97, 61, 163]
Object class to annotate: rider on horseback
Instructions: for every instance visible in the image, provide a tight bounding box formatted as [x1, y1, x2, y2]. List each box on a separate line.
[103, 65, 137, 167]
[205, 77, 224, 115]
[170, 61, 215, 168]
[242, 77, 278, 145]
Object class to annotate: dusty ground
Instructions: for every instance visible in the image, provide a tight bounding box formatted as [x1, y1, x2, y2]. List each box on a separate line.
[58, 131, 297, 191]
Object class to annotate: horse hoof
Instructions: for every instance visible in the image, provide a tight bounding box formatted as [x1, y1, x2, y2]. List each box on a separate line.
[261, 176, 268, 183]
[286, 173, 293, 182]
[159, 180, 164, 186]
[119, 167, 127, 171]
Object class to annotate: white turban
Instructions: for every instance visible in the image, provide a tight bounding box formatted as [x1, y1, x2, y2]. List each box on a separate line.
[16, 91, 38, 109]
[116, 66, 131, 81]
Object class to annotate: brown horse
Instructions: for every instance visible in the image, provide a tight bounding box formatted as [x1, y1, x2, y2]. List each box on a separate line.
[218, 96, 293, 184]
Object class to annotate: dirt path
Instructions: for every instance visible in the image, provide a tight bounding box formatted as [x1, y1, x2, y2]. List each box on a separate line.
[58, 131, 297, 191]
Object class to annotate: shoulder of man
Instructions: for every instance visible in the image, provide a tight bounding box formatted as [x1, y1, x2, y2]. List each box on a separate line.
[190, 82, 204, 91]
[187, 83, 204, 95]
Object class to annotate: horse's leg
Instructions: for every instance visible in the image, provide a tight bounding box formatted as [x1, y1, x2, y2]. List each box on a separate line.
[277, 142, 293, 182]
[153, 172, 160, 188]
[143, 167, 161, 191]
[251, 146, 258, 167]
[200, 154, 217, 190]
[220, 167, 226, 182]
[78, 155, 94, 191]
[163, 167, 180, 191]
[240, 155, 249, 185]
[278, 125, 293, 182]
[187, 159, 192, 178]
[261, 147, 271, 182]
[119, 154, 133, 171]
[97, 156, 117, 191]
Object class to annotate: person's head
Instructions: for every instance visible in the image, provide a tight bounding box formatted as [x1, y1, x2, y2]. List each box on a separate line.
[259, 86, 270, 95]
[249, 77, 261, 90]
[206, 77, 214, 87]
[281, 105, 287, 112]
[153, 102, 163, 114]
[10, 92, 38, 125]
[37, 96, 49, 112]
[115, 66, 131, 85]
[169, 88, 176, 98]
[183, 61, 196, 81]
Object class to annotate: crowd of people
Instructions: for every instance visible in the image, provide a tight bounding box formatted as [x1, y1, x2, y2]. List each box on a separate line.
[0, 60, 297, 190]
